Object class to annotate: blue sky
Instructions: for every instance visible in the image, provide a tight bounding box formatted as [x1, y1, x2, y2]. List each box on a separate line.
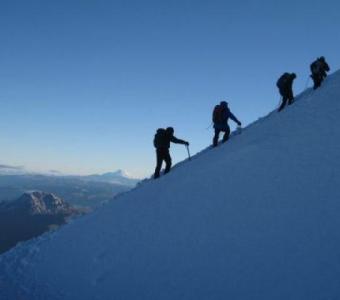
[1, 0, 340, 177]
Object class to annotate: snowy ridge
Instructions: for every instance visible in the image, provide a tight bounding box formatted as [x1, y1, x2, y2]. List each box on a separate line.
[1, 71, 340, 299]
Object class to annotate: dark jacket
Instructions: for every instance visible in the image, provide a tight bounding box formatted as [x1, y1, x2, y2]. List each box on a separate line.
[311, 59, 330, 78]
[214, 106, 241, 130]
[278, 74, 295, 96]
[154, 130, 187, 149]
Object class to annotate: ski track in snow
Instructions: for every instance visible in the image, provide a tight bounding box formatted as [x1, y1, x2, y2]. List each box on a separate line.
[1, 71, 340, 299]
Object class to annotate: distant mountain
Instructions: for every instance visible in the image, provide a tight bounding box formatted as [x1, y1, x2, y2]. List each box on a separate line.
[0, 191, 85, 254]
[5, 191, 76, 215]
[0, 170, 139, 207]
[84, 169, 139, 186]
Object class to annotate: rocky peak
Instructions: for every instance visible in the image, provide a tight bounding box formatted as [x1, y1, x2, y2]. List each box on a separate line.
[11, 191, 71, 215]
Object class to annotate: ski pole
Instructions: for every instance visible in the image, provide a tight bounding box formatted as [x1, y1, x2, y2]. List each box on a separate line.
[186, 145, 191, 160]
[206, 122, 213, 130]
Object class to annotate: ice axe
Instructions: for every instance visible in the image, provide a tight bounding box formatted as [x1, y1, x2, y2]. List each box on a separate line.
[186, 144, 191, 160]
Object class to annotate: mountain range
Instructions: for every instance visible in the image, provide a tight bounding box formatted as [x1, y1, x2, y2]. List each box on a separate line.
[0, 170, 139, 208]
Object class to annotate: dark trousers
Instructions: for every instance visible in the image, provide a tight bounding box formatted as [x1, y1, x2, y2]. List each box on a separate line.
[278, 90, 294, 112]
[213, 126, 230, 147]
[154, 148, 172, 178]
[312, 74, 323, 90]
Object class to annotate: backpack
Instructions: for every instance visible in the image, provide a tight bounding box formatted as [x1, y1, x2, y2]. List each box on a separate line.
[153, 128, 166, 148]
[212, 105, 225, 123]
[276, 73, 290, 89]
[310, 61, 321, 74]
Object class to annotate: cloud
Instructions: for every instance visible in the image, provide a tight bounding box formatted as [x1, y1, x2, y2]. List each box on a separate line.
[0, 164, 24, 170]
[48, 170, 62, 174]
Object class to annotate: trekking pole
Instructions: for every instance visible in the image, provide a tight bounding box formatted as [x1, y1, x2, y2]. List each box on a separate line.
[236, 126, 242, 135]
[277, 96, 283, 109]
[304, 76, 310, 90]
[186, 145, 191, 160]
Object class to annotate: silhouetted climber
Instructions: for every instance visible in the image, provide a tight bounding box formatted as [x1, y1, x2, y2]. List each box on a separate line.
[277, 73, 296, 112]
[153, 127, 189, 179]
[212, 101, 241, 147]
[310, 56, 330, 90]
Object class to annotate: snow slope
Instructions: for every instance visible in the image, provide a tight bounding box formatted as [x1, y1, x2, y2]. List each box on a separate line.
[1, 71, 340, 300]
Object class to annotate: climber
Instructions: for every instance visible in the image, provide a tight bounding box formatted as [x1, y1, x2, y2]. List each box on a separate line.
[153, 127, 189, 179]
[212, 101, 241, 147]
[310, 56, 330, 90]
[277, 72, 297, 112]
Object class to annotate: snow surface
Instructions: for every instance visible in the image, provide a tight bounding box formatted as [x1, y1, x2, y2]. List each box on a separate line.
[1, 71, 340, 299]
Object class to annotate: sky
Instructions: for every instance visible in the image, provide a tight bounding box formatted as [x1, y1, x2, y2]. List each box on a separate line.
[1, 0, 340, 178]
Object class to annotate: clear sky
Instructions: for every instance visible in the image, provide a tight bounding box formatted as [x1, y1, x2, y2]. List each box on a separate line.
[1, 0, 340, 178]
